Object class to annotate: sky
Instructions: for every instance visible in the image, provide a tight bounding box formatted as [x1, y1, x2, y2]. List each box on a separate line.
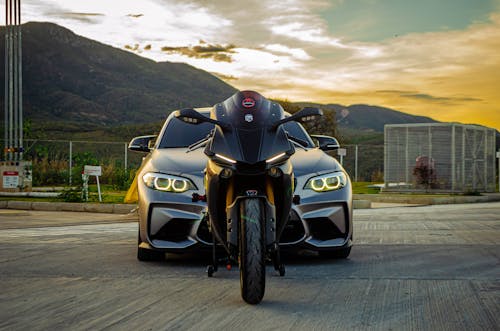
[5, 0, 500, 130]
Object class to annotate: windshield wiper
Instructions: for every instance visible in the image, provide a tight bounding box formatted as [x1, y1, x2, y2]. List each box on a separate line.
[286, 133, 309, 150]
[186, 132, 212, 153]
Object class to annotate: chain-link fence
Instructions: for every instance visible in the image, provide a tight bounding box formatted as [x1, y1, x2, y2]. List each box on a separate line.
[384, 123, 497, 192]
[11, 139, 145, 188]
[4, 139, 389, 187]
[331, 144, 385, 182]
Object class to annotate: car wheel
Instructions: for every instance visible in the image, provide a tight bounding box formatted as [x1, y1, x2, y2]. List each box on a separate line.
[319, 246, 351, 259]
[137, 228, 165, 261]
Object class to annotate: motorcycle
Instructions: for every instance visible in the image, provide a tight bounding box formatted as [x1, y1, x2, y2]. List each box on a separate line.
[175, 91, 322, 304]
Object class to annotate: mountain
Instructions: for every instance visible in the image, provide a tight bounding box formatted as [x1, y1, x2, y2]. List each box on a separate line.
[0, 22, 237, 126]
[297, 102, 438, 132]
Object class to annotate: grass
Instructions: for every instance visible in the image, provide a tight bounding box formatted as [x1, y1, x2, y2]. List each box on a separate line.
[352, 182, 382, 194]
[0, 184, 129, 204]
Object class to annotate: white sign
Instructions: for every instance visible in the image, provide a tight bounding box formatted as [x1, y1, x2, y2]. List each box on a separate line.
[337, 148, 347, 156]
[84, 165, 102, 176]
[2, 171, 19, 188]
[83, 165, 102, 202]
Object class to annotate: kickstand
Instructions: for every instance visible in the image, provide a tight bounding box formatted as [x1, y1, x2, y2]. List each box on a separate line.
[206, 234, 218, 277]
[272, 243, 286, 277]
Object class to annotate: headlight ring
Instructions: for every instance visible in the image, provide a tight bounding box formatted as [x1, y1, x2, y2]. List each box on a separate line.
[305, 172, 347, 192]
[143, 172, 196, 193]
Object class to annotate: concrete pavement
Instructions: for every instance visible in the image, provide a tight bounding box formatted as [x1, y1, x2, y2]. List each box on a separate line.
[0, 202, 498, 330]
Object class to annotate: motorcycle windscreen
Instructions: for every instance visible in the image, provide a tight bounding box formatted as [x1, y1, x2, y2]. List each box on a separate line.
[208, 126, 292, 164]
[208, 91, 293, 164]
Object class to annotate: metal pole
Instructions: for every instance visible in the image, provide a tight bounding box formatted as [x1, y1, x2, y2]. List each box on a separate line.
[355, 144, 358, 182]
[497, 151, 500, 193]
[462, 127, 466, 190]
[69, 141, 72, 185]
[451, 125, 455, 192]
[17, 0, 23, 161]
[405, 126, 409, 184]
[384, 126, 388, 188]
[8, 0, 14, 160]
[4, 0, 9, 160]
[124, 142, 128, 171]
[483, 128, 487, 191]
[13, 0, 18, 161]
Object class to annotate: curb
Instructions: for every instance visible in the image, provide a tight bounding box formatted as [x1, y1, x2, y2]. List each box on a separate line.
[0, 200, 136, 214]
[353, 193, 500, 205]
[1, 194, 499, 214]
[353, 200, 371, 209]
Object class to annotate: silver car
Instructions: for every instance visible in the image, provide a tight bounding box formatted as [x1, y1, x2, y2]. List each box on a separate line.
[129, 108, 353, 261]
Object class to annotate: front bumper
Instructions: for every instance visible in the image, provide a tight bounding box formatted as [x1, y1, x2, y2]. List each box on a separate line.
[139, 198, 352, 253]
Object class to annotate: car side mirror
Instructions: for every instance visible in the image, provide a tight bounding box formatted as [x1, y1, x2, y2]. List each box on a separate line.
[128, 135, 157, 153]
[271, 107, 323, 130]
[175, 108, 231, 130]
[310, 135, 340, 151]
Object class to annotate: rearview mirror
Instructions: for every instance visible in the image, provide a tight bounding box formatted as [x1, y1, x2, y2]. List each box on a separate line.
[272, 107, 323, 130]
[175, 108, 231, 130]
[128, 135, 157, 153]
[311, 134, 340, 151]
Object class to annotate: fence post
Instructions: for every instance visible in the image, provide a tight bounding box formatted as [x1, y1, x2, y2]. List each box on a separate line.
[69, 141, 72, 185]
[355, 144, 358, 182]
[124, 142, 128, 171]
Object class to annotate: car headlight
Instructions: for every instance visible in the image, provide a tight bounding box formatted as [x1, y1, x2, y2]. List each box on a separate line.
[142, 173, 196, 193]
[304, 172, 347, 192]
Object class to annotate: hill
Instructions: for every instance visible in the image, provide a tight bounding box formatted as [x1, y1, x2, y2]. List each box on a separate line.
[297, 102, 438, 132]
[0, 22, 237, 126]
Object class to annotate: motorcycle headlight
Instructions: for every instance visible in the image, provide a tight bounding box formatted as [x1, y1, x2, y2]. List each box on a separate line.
[304, 172, 347, 192]
[142, 173, 196, 193]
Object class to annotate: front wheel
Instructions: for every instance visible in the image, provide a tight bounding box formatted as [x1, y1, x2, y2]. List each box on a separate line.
[239, 198, 266, 304]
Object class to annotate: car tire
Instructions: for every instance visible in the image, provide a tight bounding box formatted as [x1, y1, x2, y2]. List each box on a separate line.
[137, 229, 165, 261]
[319, 246, 351, 259]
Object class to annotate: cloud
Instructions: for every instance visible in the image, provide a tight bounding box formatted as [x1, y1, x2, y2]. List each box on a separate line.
[18, 0, 500, 129]
[263, 44, 311, 60]
[124, 44, 140, 52]
[376, 90, 483, 104]
[211, 72, 238, 81]
[47, 12, 105, 23]
[161, 43, 237, 62]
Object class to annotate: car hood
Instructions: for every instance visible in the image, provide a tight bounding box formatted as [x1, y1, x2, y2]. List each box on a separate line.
[148, 148, 206, 177]
[147, 147, 342, 178]
[290, 148, 342, 177]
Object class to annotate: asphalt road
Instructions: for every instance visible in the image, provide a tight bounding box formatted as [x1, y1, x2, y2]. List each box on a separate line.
[0, 203, 499, 331]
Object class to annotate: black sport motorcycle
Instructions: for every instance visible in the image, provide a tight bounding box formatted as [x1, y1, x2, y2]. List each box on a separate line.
[175, 91, 322, 304]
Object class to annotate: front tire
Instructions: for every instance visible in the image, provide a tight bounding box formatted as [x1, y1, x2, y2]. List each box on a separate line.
[239, 198, 266, 304]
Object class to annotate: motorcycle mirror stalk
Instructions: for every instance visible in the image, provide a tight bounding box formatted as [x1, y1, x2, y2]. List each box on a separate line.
[175, 108, 232, 131]
[271, 107, 323, 130]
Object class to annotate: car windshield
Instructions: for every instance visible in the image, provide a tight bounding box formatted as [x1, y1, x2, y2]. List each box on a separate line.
[283, 122, 315, 148]
[158, 116, 315, 148]
[159, 117, 215, 148]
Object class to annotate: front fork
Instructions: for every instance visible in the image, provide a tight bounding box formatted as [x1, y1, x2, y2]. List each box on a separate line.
[206, 196, 285, 277]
